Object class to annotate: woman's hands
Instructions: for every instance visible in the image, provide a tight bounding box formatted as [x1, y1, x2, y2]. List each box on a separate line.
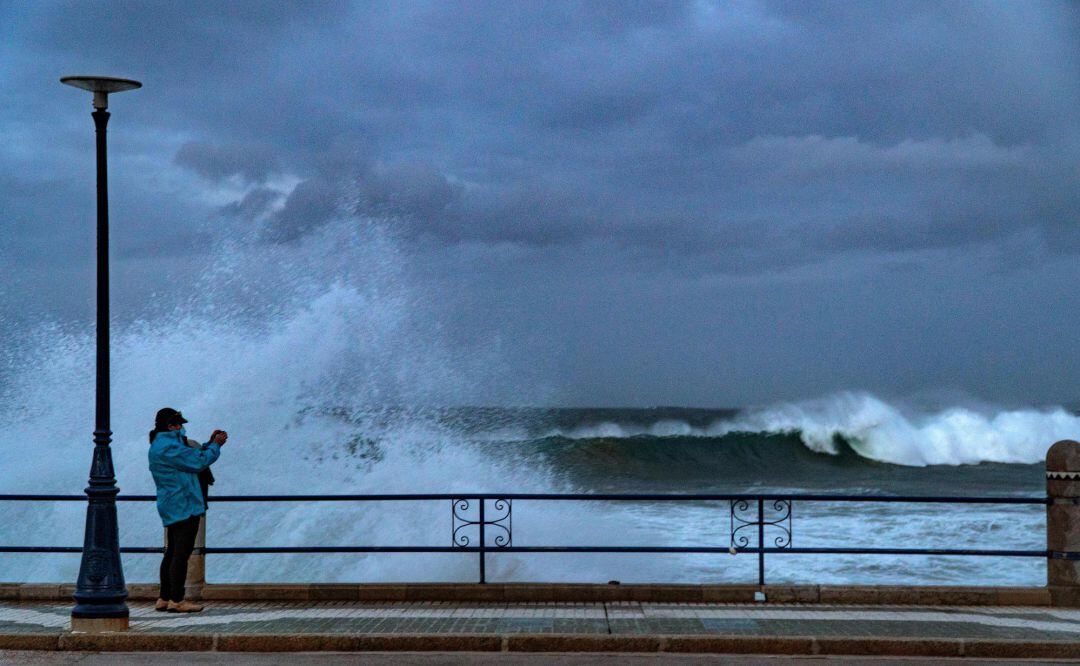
[210, 430, 229, 445]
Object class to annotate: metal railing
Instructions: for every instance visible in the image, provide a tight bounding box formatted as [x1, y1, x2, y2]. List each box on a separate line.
[0, 493, 1050, 585]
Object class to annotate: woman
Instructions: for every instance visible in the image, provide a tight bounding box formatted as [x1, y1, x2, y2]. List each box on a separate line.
[148, 407, 227, 613]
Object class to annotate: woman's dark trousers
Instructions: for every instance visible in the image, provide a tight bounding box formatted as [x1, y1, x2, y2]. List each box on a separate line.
[159, 515, 201, 602]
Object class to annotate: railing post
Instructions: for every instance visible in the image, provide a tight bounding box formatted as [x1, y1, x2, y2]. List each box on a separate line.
[478, 499, 486, 584]
[757, 498, 765, 586]
[1047, 440, 1080, 606]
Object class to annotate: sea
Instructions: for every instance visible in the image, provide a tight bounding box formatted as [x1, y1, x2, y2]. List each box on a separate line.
[0, 220, 1070, 587]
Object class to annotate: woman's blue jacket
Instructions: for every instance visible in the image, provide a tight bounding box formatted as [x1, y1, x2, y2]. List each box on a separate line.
[148, 430, 221, 527]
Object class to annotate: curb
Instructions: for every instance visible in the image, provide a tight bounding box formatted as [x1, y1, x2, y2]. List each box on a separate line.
[4, 632, 1080, 656]
[0, 583, 1053, 606]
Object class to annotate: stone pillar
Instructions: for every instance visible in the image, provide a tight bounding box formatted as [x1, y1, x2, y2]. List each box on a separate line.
[1047, 440, 1080, 606]
[161, 515, 206, 602]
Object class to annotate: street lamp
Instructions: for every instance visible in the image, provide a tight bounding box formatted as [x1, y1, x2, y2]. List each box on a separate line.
[60, 75, 141, 633]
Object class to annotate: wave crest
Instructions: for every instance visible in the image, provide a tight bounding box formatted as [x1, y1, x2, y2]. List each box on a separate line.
[534, 392, 1077, 466]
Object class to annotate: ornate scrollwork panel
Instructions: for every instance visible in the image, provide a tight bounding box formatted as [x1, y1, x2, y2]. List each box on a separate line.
[451, 498, 512, 548]
[730, 499, 792, 550]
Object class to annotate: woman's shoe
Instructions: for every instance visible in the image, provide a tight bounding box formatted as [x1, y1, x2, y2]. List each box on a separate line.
[166, 600, 204, 613]
[154, 598, 169, 612]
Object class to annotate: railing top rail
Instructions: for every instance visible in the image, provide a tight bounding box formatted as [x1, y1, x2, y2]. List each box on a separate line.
[0, 492, 1050, 504]
[0, 545, 1050, 557]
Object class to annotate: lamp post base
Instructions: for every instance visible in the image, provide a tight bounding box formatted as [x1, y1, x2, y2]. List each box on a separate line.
[71, 616, 129, 633]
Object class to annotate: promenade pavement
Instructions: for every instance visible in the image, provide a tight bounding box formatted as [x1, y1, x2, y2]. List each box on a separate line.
[2, 600, 1080, 658]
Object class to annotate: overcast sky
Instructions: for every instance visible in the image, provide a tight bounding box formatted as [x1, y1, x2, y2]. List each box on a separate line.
[2, 1, 1080, 408]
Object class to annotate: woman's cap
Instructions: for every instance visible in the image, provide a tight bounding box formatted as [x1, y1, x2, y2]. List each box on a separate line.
[155, 407, 188, 427]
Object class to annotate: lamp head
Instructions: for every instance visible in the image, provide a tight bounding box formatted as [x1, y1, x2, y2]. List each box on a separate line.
[60, 76, 142, 110]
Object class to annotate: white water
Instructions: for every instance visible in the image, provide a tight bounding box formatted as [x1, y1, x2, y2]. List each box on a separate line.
[0, 220, 652, 583]
[0, 218, 1058, 585]
[536, 392, 1078, 466]
[730, 393, 1077, 465]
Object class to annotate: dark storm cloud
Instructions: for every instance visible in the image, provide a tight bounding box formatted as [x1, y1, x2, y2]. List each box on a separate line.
[263, 177, 342, 243]
[257, 161, 464, 242]
[718, 134, 1080, 258]
[6, 0, 1080, 405]
[260, 160, 594, 246]
[8, 0, 1078, 271]
[174, 141, 277, 185]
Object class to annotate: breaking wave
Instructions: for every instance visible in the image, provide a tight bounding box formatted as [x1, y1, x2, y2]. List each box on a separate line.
[520, 392, 1078, 467]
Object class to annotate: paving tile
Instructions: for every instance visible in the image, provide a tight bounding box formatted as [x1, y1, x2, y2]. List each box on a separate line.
[4, 599, 1080, 643]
